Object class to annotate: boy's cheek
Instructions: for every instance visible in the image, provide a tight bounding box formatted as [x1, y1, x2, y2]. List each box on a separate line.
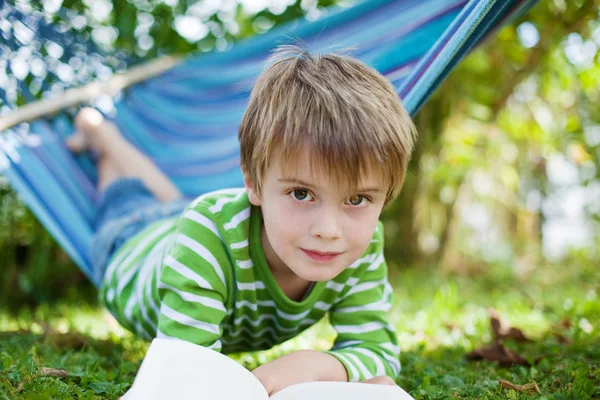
[268, 221, 302, 247]
[264, 212, 302, 245]
[267, 206, 304, 234]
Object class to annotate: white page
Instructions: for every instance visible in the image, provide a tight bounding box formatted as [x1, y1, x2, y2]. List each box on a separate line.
[270, 381, 415, 400]
[121, 338, 268, 400]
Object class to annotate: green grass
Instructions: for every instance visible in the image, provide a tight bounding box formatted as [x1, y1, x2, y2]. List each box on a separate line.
[1, 259, 599, 399]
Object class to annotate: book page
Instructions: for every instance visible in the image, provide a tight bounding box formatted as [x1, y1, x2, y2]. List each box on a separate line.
[121, 338, 268, 400]
[270, 381, 415, 400]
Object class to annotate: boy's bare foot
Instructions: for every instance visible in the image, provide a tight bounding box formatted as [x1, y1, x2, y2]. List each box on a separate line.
[66, 107, 182, 202]
[66, 108, 118, 155]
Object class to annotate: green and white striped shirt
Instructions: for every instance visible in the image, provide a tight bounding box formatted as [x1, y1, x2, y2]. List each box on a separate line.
[100, 188, 400, 381]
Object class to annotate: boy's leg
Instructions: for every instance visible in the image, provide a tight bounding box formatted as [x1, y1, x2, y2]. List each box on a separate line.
[67, 108, 182, 202]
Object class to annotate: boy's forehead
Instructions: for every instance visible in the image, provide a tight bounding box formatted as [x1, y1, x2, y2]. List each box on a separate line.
[271, 150, 384, 192]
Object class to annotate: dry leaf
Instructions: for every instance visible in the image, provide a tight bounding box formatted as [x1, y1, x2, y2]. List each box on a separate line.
[444, 322, 458, 331]
[555, 332, 571, 344]
[488, 308, 531, 342]
[552, 318, 573, 344]
[559, 318, 572, 329]
[0, 329, 30, 338]
[499, 379, 541, 393]
[465, 340, 531, 367]
[43, 331, 89, 350]
[40, 367, 69, 378]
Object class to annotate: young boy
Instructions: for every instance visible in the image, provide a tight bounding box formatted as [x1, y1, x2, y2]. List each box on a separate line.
[67, 45, 417, 395]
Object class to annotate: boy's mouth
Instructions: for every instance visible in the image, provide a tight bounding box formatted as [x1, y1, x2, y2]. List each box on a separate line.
[301, 249, 342, 262]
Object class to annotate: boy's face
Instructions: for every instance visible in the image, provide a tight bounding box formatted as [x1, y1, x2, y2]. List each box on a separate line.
[244, 148, 387, 282]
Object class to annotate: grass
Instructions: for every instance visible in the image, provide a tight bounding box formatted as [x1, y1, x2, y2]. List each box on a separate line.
[1, 257, 599, 399]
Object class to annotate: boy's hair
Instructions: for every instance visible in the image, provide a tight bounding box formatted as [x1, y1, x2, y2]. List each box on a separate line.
[238, 45, 417, 205]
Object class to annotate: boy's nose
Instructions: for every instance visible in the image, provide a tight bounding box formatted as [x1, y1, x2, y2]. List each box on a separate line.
[310, 208, 342, 240]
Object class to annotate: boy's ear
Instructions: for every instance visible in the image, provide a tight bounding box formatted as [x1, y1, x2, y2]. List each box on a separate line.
[242, 168, 261, 206]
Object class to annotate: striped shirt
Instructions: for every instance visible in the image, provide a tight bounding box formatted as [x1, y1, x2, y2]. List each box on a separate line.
[100, 188, 400, 381]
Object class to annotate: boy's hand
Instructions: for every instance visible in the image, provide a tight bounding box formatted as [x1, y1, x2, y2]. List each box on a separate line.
[251, 350, 347, 395]
[360, 375, 397, 386]
[251, 350, 398, 395]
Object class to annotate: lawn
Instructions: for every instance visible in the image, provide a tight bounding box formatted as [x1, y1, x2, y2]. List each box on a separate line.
[1, 257, 598, 399]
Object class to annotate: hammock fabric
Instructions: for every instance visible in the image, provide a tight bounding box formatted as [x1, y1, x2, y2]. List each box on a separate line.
[0, 0, 538, 287]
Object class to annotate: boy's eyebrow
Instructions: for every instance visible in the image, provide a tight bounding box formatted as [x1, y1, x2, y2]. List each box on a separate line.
[277, 178, 383, 193]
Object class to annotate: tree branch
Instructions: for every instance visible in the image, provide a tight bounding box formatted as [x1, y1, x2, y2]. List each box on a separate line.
[490, 2, 596, 116]
[0, 55, 181, 132]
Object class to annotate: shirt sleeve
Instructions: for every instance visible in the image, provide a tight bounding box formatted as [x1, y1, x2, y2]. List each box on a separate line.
[156, 204, 233, 352]
[325, 222, 401, 382]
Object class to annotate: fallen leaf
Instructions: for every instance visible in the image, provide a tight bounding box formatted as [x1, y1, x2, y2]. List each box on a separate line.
[559, 318, 572, 329]
[40, 367, 69, 378]
[499, 379, 540, 393]
[0, 329, 31, 338]
[555, 332, 571, 344]
[43, 331, 89, 350]
[444, 322, 458, 331]
[488, 308, 531, 342]
[465, 340, 531, 367]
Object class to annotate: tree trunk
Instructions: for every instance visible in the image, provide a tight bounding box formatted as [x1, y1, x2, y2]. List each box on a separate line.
[382, 98, 443, 267]
[385, 147, 423, 267]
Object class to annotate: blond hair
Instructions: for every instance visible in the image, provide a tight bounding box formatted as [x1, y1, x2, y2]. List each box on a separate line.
[238, 45, 417, 205]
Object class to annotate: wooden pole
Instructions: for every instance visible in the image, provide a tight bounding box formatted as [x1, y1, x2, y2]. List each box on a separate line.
[0, 55, 181, 132]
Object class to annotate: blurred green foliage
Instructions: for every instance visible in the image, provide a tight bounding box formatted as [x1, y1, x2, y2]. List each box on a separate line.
[383, 0, 600, 269]
[0, 180, 93, 306]
[1, 0, 599, 309]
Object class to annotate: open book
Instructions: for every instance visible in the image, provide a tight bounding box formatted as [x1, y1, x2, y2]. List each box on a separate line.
[120, 338, 415, 399]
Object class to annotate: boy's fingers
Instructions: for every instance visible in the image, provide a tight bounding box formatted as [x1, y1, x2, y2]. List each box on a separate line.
[360, 375, 397, 386]
[65, 132, 88, 153]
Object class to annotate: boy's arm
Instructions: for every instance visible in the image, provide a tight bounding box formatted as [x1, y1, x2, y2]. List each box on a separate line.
[324, 224, 401, 382]
[251, 349, 347, 395]
[155, 205, 232, 351]
[251, 350, 397, 395]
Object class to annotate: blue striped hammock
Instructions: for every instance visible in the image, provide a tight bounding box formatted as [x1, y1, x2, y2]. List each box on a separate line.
[0, 0, 538, 286]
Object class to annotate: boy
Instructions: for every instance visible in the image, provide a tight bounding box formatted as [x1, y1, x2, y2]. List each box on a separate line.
[67, 45, 417, 395]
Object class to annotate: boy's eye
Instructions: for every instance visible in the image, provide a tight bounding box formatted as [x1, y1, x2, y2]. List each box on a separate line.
[290, 189, 313, 202]
[347, 195, 369, 206]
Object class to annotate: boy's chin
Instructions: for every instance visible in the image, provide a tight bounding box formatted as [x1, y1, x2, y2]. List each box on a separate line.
[292, 264, 345, 282]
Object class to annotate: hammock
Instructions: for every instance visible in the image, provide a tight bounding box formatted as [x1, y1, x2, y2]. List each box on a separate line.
[0, 0, 538, 287]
